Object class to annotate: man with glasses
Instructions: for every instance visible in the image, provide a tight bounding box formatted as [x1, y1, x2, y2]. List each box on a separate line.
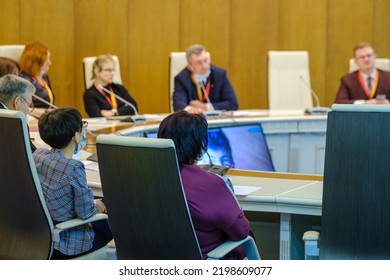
[335, 42, 390, 104]
[0, 74, 37, 152]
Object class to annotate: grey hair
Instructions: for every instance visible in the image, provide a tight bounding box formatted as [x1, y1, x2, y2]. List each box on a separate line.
[0, 74, 35, 104]
[185, 44, 206, 63]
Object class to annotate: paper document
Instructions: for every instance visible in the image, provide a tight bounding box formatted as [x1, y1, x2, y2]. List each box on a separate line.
[233, 185, 261, 196]
[83, 161, 100, 172]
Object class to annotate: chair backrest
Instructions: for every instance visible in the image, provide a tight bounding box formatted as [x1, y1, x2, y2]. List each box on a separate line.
[96, 135, 202, 260]
[268, 50, 313, 110]
[349, 58, 390, 72]
[0, 109, 53, 259]
[83, 55, 122, 89]
[169, 52, 188, 112]
[320, 104, 390, 259]
[0, 45, 25, 62]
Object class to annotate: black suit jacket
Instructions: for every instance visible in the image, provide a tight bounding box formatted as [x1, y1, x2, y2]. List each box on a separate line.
[0, 103, 36, 153]
[173, 64, 239, 111]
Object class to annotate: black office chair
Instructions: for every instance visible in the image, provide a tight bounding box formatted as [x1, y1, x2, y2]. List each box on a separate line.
[303, 104, 390, 259]
[96, 135, 260, 260]
[0, 109, 109, 259]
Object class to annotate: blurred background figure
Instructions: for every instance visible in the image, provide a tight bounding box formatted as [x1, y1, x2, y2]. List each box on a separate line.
[83, 54, 138, 118]
[19, 41, 54, 116]
[0, 57, 20, 77]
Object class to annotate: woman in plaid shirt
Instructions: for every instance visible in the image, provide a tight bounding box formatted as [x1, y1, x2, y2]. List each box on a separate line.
[33, 107, 112, 259]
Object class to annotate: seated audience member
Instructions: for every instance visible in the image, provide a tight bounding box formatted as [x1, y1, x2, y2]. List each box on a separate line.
[173, 44, 239, 113]
[0, 74, 36, 152]
[83, 54, 138, 117]
[158, 110, 251, 259]
[335, 42, 390, 104]
[0, 57, 20, 77]
[33, 107, 112, 259]
[19, 41, 54, 116]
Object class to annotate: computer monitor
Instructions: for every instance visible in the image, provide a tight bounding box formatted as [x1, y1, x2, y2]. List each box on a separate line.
[145, 123, 275, 172]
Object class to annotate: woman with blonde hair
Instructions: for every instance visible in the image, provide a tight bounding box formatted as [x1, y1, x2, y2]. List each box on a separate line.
[83, 54, 138, 117]
[19, 41, 54, 116]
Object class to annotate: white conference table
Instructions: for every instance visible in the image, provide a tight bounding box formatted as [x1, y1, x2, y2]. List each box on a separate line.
[85, 164, 322, 260]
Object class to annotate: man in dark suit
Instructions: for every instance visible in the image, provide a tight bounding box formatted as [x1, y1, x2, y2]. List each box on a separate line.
[0, 74, 37, 152]
[335, 42, 390, 104]
[173, 44, 239, 113]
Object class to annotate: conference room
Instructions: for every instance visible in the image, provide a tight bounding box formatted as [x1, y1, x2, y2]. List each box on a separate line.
[1, 0, 390, 264]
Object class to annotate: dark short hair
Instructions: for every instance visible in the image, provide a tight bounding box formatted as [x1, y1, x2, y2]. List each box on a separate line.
[38, 107, 83, 149]
[157, 110, 208, 167]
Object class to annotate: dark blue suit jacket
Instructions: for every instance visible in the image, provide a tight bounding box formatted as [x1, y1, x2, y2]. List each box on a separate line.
[173, 65, 239, 111]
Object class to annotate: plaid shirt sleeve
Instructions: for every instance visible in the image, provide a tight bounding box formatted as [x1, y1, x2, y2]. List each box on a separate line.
[71, 161, 97, 219]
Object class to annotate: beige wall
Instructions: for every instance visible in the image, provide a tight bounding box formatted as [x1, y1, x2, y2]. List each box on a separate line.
[1, 0, 390, 116]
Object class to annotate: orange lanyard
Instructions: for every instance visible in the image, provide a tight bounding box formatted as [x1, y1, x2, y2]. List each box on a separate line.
[358, 70, 378, 99]
[33, 76, 54, 104]
[94, 82, 118, 109]
[191, 74, 211, 101]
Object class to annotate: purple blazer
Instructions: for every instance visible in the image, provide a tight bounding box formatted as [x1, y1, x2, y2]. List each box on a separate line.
[180, 164, 250, 259]
[334, 69, 390, 104]
[173, 65, 239, 111]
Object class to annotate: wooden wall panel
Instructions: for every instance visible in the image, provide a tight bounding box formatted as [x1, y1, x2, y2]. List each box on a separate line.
[230, 0, 279, 109]
[1, 0, 390, 114]
[279, 0, 327, 107]
[373, 0, 390, 57]
[326, 0, 375, 105]
[0, 0, 20, 43]
[180, 0, 231, 69]
[128, 0, 180, 114]
[74, 0, 129, 114]
[19, 0, 75, 107]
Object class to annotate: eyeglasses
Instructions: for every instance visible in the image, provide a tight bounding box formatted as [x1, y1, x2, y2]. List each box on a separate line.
[101, 68, 116, 72]
[356, 53, 374, 60]
[83, 121, 88, 128]
[20, 96, 34, 113]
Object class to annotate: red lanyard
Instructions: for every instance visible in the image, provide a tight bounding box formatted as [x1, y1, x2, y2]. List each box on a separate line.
[94, 82, 116, 108]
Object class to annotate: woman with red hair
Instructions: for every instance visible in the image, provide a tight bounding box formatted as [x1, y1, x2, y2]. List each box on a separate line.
[19, 42, 54, 116]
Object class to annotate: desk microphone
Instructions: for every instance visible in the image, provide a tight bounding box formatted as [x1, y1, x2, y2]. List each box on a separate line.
[32, 94, 58, 109]
[195, 78, 222, 118]
[299, 75, 330, 115]
[97, 84, 146, 122]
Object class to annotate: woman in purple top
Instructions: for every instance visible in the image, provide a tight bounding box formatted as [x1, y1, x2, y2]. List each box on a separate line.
[158, 110, 251, 259]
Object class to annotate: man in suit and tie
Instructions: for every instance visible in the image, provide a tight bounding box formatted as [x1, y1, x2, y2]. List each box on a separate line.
[0, 74, 37, 152]
[173, 44, 239, 113]
[335, 42, 390, 104]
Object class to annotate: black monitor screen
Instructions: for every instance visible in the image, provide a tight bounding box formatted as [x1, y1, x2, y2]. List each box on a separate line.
[145, 123, 274, 172]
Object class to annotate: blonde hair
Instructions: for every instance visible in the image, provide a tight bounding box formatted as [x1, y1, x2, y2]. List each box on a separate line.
[91, 54, 116, 80]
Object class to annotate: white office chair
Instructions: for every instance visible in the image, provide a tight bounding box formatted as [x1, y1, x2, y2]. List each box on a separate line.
[169, 51, 211, 112]
[0, 45, 25, 62]
[268, 51, 313, 111]
[349, 58, 390, 72]
[83, 55, 122, 89]
[169, 52, 188, 112]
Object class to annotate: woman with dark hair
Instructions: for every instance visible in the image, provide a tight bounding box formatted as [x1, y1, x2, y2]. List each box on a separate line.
[0, 57, 20, 77]
[158, 110, 251, 259]
[33, 107, 112, 259]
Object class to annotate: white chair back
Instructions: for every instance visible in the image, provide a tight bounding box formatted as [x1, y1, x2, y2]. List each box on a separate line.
[268, 51, 313, 110]
[83, 55, 122, 89]
[0, 45, 25, 62]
